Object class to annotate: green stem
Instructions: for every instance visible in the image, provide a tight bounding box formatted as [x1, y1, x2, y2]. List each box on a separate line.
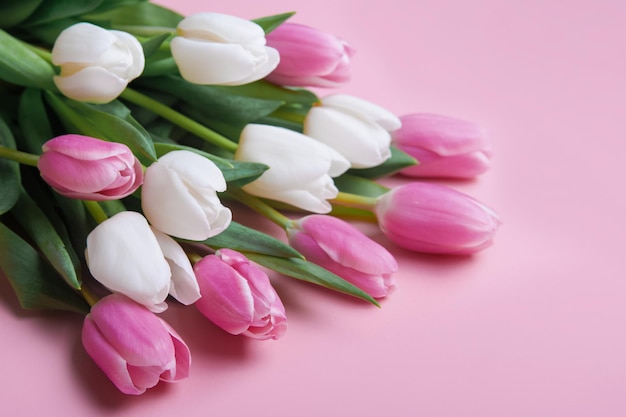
[120, 88, 238, 153]
[0, 146, 39, 166]
[79, 286, 99, 307]
[330, 192, 377, 211]
[228, 188, 294, 230]
[83, 200, 109, 224]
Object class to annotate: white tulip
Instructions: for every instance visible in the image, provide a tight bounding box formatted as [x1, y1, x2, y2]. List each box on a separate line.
[303, 94, 402, 168]
[171, 13, 279, 86]
[85, 211, 171, 313]
[51, 23, 144, 103]
[142, 150, 232, 240]
[235, 124, 350, 213]
[151, 228, 201, 305]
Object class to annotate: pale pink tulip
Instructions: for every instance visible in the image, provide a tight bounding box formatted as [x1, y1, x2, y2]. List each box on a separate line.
[266, 22, 354, 88]
[38, 134, 142, 200]
[287, 215, 397, 298]
[82, 294, 191, 395]
[393, 113, 491, 179]
[193, 249, 287, 340]
[375, 182, 501, 255]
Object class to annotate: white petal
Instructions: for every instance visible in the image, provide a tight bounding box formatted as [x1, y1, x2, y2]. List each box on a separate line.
[158, 150, 226, 191]
[109, 30, 145, 79]
[152, 228, 201, 305]
[51, 22, 116, 65]
[226, 46, 280, 86]
[53, 67, 127, 103]
[322, 94, 402, 131]
[85, 212, 171, 310]
[177, 12, 266, 44]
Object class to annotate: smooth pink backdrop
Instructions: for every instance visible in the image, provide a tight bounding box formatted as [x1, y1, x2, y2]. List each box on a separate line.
[2, 1, 625, 416]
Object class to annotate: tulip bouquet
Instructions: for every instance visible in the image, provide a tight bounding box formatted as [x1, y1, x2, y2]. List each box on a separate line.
[0, 0, 500, 395]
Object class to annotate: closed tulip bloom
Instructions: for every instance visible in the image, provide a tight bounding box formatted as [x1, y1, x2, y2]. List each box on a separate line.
[51, 23, 144, 103]
[38, 134, 142, 201]
[375, 182, 501, 255]
[393, 113, 492, 179]
[287, 215, 397, 298]
[265, 22, 354, 88]
[171, 13, 279, 86]
[142, 150, 232, 241]
[86, 211, 172, 312]
[193, 249, 287, 340]
[235, 124, 349, 213]
[304, 94, 402, 168]
[82, 294, 191, 395]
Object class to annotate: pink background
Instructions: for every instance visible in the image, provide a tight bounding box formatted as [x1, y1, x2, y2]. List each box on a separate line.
[2, 0, 625, 416]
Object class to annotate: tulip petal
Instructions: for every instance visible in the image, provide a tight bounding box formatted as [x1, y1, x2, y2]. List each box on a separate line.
[322, 94, 402, 131]
[151, 228, 201, 305]
[53, 66, 128, 103]
[177, 12, 266, 45]
[51, 23, 117, 65]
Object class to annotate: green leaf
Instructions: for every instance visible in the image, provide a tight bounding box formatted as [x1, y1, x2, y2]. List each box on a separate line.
[11, 188, 81, 289]
[140, 33, 171, 58]
[18, 88, 53, 154]
[347, 146, 417, 179]
[44, 91, 157, 164]
[86, 0, 148, 15]
[245, 253, 379, 306]
[221, 80, 319, 108]
[0, 116, 20, 215]
[334, 174, 389, 198]
[136, 76, 285, 126]
[21, 0, 103, 26]
[0, 0, 44, 28]
[154, 142, 267, 186]
[0, 222, 90, 313]
[86, 1, 182, 29]
[0, 29, 56, 90]
[198, 221, 302, 259]
[252, 12, 295, 34]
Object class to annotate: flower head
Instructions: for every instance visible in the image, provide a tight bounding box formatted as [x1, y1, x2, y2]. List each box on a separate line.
[51, 22, 144, 103]
[287, 215, 397, 298]
[85, 211, 200, 312]
[375, 182, 501, 255]
[142, 150, 232, 241]
[38, 134, 142, 201]
[266, 22, 354, 88]
[392, 113, 492, 178]
[171, 12, 279, 86]
[304, 94, 402, 168]
[193, 249, 287, 340]
[82, 294, 191, 395]
[235, 124, 349, 213]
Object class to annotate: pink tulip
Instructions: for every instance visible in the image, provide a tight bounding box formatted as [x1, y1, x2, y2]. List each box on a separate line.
[38, 134, 142, 200]
[287, 215, 397, 298]
[392, 114, 492, 179]
[375, 182, 501, 255]
[265, 22, 355, 88]
[193, 249, 287, 340]
[82, 294, 191, 395]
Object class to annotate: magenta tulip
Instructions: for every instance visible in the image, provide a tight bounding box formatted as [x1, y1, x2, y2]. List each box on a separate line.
[193, 249, 287, 340]
[265, 22, 354, 88]
[392, 113, 492, 179]
[82, 294, 191, 395]
[375, 182, 501, 255]
[287, 215, 397, 298]
[38, 134, 142, 200]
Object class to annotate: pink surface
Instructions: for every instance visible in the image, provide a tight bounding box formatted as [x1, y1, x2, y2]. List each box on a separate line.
[3, 0, 626, 416]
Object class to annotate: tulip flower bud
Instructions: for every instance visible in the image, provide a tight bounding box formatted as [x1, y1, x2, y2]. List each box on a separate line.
[392, 113, 492, 179]
[82, 294, 191, 395]
[265, 22, 354, 88]
[235, 124, 350, 213]
[375, 183, 501, 255]
[193, 249, 287, 340]
[304, 94, 402, 168]
[142, 150, 232, 241]
[171, 12, 279, 86]
[51, 23, 144, 103]
[86, 211, 201, 312]
[287, 215, 397, 298]
[38, 134, 142, 201]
